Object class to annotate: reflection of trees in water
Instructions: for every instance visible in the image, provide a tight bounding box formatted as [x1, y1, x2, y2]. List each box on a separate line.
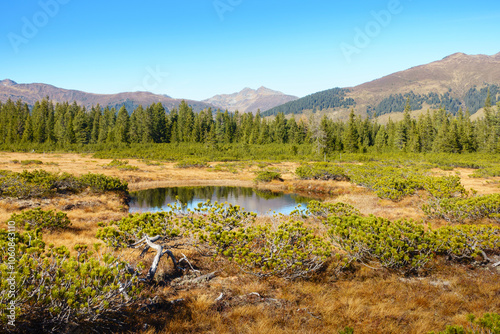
[290, 194, 314, 204]
[254, 189, 282, 200]
[131, 186, 279, 208]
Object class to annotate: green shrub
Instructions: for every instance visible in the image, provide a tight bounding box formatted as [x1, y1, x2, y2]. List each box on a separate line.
[296, 163, 349, 181]
[325, 215, 438, 272]
[20, 160, 43, 165]
[224, 220, 331, 279]
[106, 159, 129, 167]
[9, 208, 71, 231]
[98, 200, 331, 280]
[0, 170, 127, 198]
[0, 229, 141, 332]
[103, 159, 139, 171]
[0, 169, 58, 198]
[423, 194, 500, 223]
[470, 166, 500, 178]
[307, 200, 360, 218]
[422, 175, 468, 199]
[79, 173, 128, 192]
[254, 170, 283, 183]
[117, 164, 139, 171]
[434, 224, 500, 262]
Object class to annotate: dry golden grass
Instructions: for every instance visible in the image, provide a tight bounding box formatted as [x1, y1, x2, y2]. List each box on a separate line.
[431, 167, 500, 195]
[1, 152, 500, 333]
[124, 259, 500, 334]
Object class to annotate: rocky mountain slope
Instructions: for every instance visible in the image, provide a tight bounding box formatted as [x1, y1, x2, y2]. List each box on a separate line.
[203, 87, 298, 114]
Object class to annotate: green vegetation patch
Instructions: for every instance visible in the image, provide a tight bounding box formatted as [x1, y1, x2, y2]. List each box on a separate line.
[0, 169, 128, 198]
[254, 170, 283, 183]
[8, 208, 71, 231]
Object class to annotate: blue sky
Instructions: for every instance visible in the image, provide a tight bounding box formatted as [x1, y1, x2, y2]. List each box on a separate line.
[1, 0, 499, 100]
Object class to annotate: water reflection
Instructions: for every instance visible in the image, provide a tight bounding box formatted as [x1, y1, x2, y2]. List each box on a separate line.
[129, 186, 315, 215]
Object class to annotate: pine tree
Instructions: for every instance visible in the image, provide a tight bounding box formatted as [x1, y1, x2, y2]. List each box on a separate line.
[113, 106, 130, 144]
[273, 112, 288, 144]
[73, 108, 90, 145]
[152, 103, 167, 143]
[374, 127, 388, 152]
[343, 109, 358, 153]
[90, 105, 102, 144]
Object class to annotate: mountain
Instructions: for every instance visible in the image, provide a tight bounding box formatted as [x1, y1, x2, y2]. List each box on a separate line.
[203, 87, 298, 114]
[263, 52, 500, 119]
[0, 79, 213, 112]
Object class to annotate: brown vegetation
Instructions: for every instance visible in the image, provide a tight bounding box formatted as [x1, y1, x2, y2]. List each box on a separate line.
[1, 152, 499, 333]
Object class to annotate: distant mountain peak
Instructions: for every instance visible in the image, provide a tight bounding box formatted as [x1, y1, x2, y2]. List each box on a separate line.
[1, 79, 17, 86]
[256, 86, 281, 95]
[203, 86, 298, 114]
[444, 52, 467, 59]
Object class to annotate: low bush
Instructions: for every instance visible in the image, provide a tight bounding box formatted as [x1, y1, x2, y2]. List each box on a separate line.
[20, 160, 43, 165]
[296, 163, 349, 181]
[307, 200, 360, 218]
[75, 173, 127, 193]
[224, 219, 331, 279]
[325, 215, 437, 273]
[98, 200, 330, 280]
[434, 224, 500, 262]
[106, 159, 129, 167]
[0, 229, 141, 332]
[254, 170, 283, 183]
[423, 193, 500, 223]
[297, 162, 469, 202]
[8, 208, 71, 231]
[470, 166, 500, 178]
[0, 170, 128, 198]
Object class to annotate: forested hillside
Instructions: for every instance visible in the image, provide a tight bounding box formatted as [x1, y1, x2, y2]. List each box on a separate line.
[1, 96, 499, 154]
[261, 88, 355, 116]
[369, 85, 500, 116]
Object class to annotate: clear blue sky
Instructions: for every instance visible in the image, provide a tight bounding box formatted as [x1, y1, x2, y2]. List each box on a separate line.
[1, 0, 499, 100]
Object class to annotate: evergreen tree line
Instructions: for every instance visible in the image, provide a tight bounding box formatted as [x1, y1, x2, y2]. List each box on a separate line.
[261, 88, 355, 117]
[370, 85, 499, 117]
[0, 95, 499, 154]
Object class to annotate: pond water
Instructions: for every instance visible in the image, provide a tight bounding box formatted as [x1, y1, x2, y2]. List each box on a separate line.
[128, 186, 317, 215]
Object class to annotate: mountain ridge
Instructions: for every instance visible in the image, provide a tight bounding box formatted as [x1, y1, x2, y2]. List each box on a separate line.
[203, 87, 298, 114]
[0, 79, 213, 112]
[263, 52, 500, 119]
[0, 80, 298, 114]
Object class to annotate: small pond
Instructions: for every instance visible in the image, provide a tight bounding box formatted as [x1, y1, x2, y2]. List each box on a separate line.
[129, 186, 318, 215]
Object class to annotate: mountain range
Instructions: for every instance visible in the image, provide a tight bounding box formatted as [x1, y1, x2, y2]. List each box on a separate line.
[0, 79, 297, 114]
[263, 52, 500, 120]
[2, 51, 500, 119]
